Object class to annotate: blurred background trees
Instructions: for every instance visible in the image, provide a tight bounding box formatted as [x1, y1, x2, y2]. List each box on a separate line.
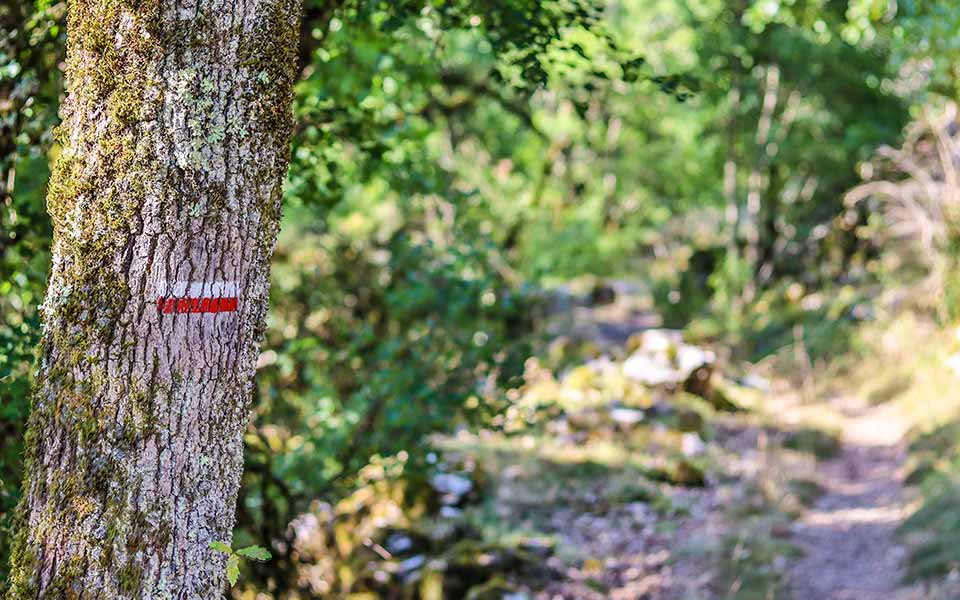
[2, 0, 959, 597]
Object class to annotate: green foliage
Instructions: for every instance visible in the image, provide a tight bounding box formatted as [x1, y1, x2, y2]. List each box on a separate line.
[238, 214, 538, 586]
[208, 541, 272, 587]
[0, 1, 63, 589]
[901, 471, 960, 581]
[900, 421, 960, 582]
[235, 546, 272, 561]
[225, 555, 239, 587]
[633, 0, 908, 353]
[236, 0, 640, 592]
[717, 523, 800, 600]
[886, 1, 960, 98]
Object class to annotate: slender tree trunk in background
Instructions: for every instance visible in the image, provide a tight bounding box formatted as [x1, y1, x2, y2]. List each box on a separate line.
[8, 1, 300, 597]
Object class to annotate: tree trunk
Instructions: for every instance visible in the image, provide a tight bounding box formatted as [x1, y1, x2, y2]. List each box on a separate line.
[8, 1, 300, 598]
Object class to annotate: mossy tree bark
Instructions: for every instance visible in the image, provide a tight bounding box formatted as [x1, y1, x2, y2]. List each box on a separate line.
[8, 1, 301, 597]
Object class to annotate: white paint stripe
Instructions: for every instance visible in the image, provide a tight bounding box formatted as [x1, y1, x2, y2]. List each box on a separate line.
[155, 280, 238, 297]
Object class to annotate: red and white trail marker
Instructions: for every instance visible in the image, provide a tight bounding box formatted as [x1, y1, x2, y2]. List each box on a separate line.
[155, 280, 239, 315]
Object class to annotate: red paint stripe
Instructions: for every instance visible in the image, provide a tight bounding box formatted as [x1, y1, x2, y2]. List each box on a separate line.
[156, 297, 238, 314]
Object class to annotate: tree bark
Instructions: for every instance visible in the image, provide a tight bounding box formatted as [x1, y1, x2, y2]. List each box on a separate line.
[8, 1, 301, 598]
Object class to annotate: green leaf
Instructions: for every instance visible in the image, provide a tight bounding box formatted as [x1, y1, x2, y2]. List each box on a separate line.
[226, 554, 240, 586]
[208, 541, 232, 555]
[236, 545, 272, 561]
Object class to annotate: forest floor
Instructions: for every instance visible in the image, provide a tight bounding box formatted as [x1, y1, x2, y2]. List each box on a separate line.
[435, 285, 960, 599]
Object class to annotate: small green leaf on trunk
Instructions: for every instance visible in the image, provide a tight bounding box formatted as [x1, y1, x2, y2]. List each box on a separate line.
[209, 541, 232, 554]
[237, 545, 272, 561]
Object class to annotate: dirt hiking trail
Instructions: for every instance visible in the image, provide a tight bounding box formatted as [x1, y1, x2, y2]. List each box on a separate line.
[786, 395, 925, 600]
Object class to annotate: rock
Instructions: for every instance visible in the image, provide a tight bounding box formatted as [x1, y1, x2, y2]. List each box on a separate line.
[609, 406, 645, 426]
[622, 352, 679, 386]
[681, 432, 706, 457]
[381, 528, 432, 560]
[432, 473, 473, 503]
[398, 555, 427, 574]
[621, 329, 716, 396]
[676, 344, 713, 376]
[638, 328, 684, 352]
[385, 533, 415, 555]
